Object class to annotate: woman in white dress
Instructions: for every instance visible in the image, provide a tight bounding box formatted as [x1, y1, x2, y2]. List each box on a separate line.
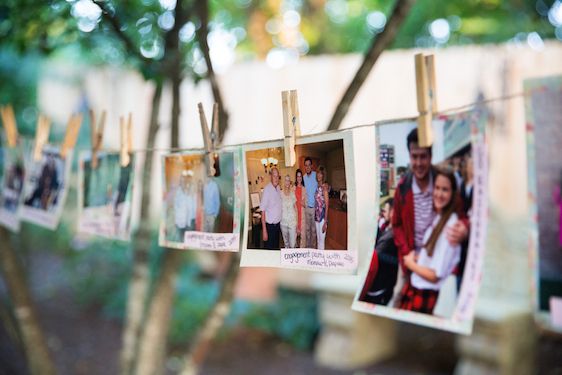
[280, 174, 297, 248]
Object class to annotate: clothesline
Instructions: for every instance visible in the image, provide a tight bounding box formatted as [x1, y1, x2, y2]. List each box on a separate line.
[131, 89, 528, 153]
[8, 89, 529, 155]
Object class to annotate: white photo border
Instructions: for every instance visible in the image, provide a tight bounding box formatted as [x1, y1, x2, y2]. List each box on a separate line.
[77, 150, 135, 241]
[352, 109, 489, 335]
[158, 147, 244, 252]
[240, 128, 369, 274]
[19, 144, 72, 231]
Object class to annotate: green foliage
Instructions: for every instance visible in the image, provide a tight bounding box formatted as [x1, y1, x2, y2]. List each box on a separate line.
[63, 237, 133, 318]
[61, 234, 220, 342]
[2, 0, 557, 87]
[228, 288, 320, 350]
[61, 235, 319, 350]
[218, 0, 558, 58]
[0, 48, 41, 135]
[169, 264, 219, 344]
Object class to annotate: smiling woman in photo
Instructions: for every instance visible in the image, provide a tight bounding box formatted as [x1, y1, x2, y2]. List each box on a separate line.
[399, 168, 461, 315]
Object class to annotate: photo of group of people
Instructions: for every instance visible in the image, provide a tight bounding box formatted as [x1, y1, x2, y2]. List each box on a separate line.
[159, 150, 242, 251]
[78, 152, 134, 240]
[244, 138, 348, 252]
[0, 145, 26, 231]
[19, 145, 71, 230]
[525, 75, 562, 329]
[354, 111, 487, 334]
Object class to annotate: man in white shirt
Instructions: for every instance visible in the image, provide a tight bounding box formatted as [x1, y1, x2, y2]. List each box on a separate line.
[260, 167, 282, 250]
[302, 157, 318, 248]
[173, 171, 196, 242]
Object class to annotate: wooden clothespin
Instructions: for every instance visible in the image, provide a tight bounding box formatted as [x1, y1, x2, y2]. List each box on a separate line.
[60, 113, 83, 159]
[414, 53, 438, 147]
[33, 114, 51, 161]
[120, 113, 132, 167]
[198, 102, 220, 176]
[90, 110, 106, 169]
[282, 90, 301, 167]
[0, 105, 19, 148]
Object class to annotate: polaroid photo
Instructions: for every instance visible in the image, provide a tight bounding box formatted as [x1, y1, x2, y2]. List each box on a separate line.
[240, 128, 377, 274]
[77, 151, 135, 240]
[0, 139, 28, 232]
[159, 148, 243, 252]
[525, 75, 562, 332]
[20, 144, 72, 230]
[352, 109, 489, 334]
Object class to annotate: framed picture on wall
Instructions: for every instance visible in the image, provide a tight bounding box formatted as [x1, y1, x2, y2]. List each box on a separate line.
[250, 192, 261, 209]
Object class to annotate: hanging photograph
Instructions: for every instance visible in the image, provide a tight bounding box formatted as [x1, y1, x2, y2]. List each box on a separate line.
[159, 149, 243, 252]
[0, 140, 27, 232]
[352, 109, 488, 334]
[20, 145, 72, 230]
[77, 151, 134, 240]
[240, 129, 372, 274]
[525, 75, 562, 332]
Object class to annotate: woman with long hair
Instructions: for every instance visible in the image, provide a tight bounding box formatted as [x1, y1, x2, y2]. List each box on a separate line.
[399, 168, 461, 314]
[294, 169, 306, 247]
[280, 174, 297, 248]
[314, 166, 329, 250]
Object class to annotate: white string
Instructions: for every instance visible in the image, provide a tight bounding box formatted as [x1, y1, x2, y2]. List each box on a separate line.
[11, 89, 530, 154]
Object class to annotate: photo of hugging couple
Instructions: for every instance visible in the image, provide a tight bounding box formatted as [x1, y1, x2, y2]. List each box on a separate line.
[359, 120, 478, 321]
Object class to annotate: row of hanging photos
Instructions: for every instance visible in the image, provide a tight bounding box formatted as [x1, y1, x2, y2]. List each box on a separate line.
[0, 52, 437, 186]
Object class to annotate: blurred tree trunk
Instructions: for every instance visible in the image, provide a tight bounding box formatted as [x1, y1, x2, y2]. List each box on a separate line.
[130, 2, 191, 373]
[120, 2, 190, 374]
[326, 0, 416, 130]
[195, 0, 229, 140]
[134, 48, 184, 375]
[135, 249, 183, 375]
[120, 82, 163, 375]
[178, 3, 241, 372]
[0, 228, 56, 375]
[179, 252, 240, 375]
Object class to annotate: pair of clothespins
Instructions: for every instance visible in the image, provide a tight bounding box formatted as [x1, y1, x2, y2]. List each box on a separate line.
[33, 113, 83, 161]
[198, 102, 220, 176]
[282, 90, 301, 167]
[414, 53, 438, 147]
[0, 105, 19, 148]
[90, 110, 106, 169]
[120, 113, 133, 167]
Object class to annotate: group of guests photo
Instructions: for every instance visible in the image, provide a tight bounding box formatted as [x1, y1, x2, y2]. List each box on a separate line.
[259, 157, 330, 250]
[360, 128, 473, 316]
[171, 169, 221, 242]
